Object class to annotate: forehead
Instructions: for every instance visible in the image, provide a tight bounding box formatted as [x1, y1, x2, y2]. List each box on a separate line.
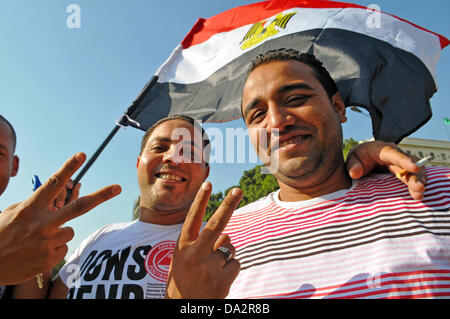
[244, 60, 319, 93]
[146, 119, 200, 144]
[0, 121, 14, 153]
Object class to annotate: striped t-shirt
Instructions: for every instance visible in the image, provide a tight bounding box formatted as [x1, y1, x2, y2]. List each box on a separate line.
[225, 167, 450, 299]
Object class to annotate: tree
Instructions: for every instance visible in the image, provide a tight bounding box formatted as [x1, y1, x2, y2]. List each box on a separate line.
[52, 258, 66, 280]
[343, 138, 360, 160]
[204, 165, 278, 220]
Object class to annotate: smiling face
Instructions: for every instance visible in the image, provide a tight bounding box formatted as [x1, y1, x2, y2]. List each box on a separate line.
[242, 59, 349, 199]
[137, 119, 209, 224]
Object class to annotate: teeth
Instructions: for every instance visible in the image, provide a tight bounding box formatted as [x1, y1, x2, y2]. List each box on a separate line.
[280, 135, 305, 147]
[158, 174, 183, 182]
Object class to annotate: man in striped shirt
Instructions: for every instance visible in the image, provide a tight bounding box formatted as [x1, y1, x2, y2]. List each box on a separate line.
[166, 48, 449, 299]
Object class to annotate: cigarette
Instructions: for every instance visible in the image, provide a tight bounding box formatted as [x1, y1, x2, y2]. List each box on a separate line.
[396, 155, 434, 178]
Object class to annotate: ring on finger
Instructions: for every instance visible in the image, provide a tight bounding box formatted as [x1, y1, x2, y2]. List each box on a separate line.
[217, 246, 232, 263]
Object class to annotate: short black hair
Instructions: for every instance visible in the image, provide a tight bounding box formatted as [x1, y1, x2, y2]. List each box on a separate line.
[140, 114, 210, 164]
[0, 115, 17, 153]
[247, 48, 338, 99]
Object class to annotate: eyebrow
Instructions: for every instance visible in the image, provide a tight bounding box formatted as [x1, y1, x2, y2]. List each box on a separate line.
[149, 137, 171, 144]
[242, 82, 315, 120]
[277, 82, 314, 94]
[148, 137, 203, 150]
[242, 99, 261, 121]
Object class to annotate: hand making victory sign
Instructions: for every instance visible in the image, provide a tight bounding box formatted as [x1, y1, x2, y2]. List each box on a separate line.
[0, 152, 121, 286]
[165, 181, 243, 299]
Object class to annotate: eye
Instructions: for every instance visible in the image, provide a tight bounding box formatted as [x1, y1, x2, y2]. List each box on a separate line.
[179, 145, 203, 162]
[248, 110, 266, 124]
[286, 95, 308, 105]
[150, 144, 167, 152]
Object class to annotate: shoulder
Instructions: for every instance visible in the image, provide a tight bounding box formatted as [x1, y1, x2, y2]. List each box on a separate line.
[423, 166, 450, 195]
[233, 191, 277, 216]
[357, 166, 449, 185]
[425, 166, 450, 183]
[82, 221, 137, 243]
[69, 221, 138, 259]
[226, 192, 276, 234]
[59, 221, 137, 283]
[350, 166, 450, 196]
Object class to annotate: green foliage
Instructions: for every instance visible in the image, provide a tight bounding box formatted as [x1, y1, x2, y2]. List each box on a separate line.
[342, 138, 360, 160]
[204, 190, 226, 222]
[52, 258, 66, 279]
[204, 165, 278, 221]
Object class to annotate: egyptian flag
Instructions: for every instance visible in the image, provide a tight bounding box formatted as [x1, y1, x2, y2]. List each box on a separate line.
[127, 0, 449, 143]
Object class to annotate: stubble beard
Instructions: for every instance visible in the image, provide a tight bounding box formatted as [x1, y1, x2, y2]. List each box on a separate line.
[141, 184, 191, 215]
[272, 135, 343, 191]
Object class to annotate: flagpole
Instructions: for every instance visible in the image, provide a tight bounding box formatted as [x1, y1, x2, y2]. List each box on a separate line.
[70, 124, 122, 187]
[66, 75, 159, 201]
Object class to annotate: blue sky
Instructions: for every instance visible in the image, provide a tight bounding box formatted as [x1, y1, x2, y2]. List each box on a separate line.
[0, 0, 448, 257]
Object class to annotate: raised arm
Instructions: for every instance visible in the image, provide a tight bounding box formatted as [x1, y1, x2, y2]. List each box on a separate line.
[0, 152, 121, 286]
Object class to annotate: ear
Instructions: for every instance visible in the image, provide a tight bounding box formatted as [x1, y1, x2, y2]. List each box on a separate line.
[136, 156, 141, 168]
[204, 164, 210, 179]
[10, 155, 19, 177]
[332, 93, 347, 123]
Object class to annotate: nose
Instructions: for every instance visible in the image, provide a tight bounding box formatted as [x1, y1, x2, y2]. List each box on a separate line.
[162, 144, 183, 165]
[266, 103, 295, 135]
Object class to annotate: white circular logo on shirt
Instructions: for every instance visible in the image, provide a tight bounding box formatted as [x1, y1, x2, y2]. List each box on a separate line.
[144, 241, 175, 282]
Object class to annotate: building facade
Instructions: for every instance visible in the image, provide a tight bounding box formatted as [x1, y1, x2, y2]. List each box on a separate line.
[398, 137, 450, 168]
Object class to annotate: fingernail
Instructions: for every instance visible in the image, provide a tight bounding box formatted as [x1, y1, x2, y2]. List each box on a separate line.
[111, 185, 121, 195]
[201, 182, 211, 191]
[75, 152, 85, 162]
[348, 162, 362, 179]
[231, 188, 241, 197]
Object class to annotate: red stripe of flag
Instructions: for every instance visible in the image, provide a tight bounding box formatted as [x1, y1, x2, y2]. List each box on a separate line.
[180, 0, 449, 49]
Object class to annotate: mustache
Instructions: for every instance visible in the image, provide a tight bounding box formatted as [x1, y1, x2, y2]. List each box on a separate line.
[156, 164, 187, 175]
[257, 126, 312, 155]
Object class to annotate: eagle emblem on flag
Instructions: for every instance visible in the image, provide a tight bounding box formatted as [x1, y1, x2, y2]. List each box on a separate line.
[240, 12, 297, 50]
